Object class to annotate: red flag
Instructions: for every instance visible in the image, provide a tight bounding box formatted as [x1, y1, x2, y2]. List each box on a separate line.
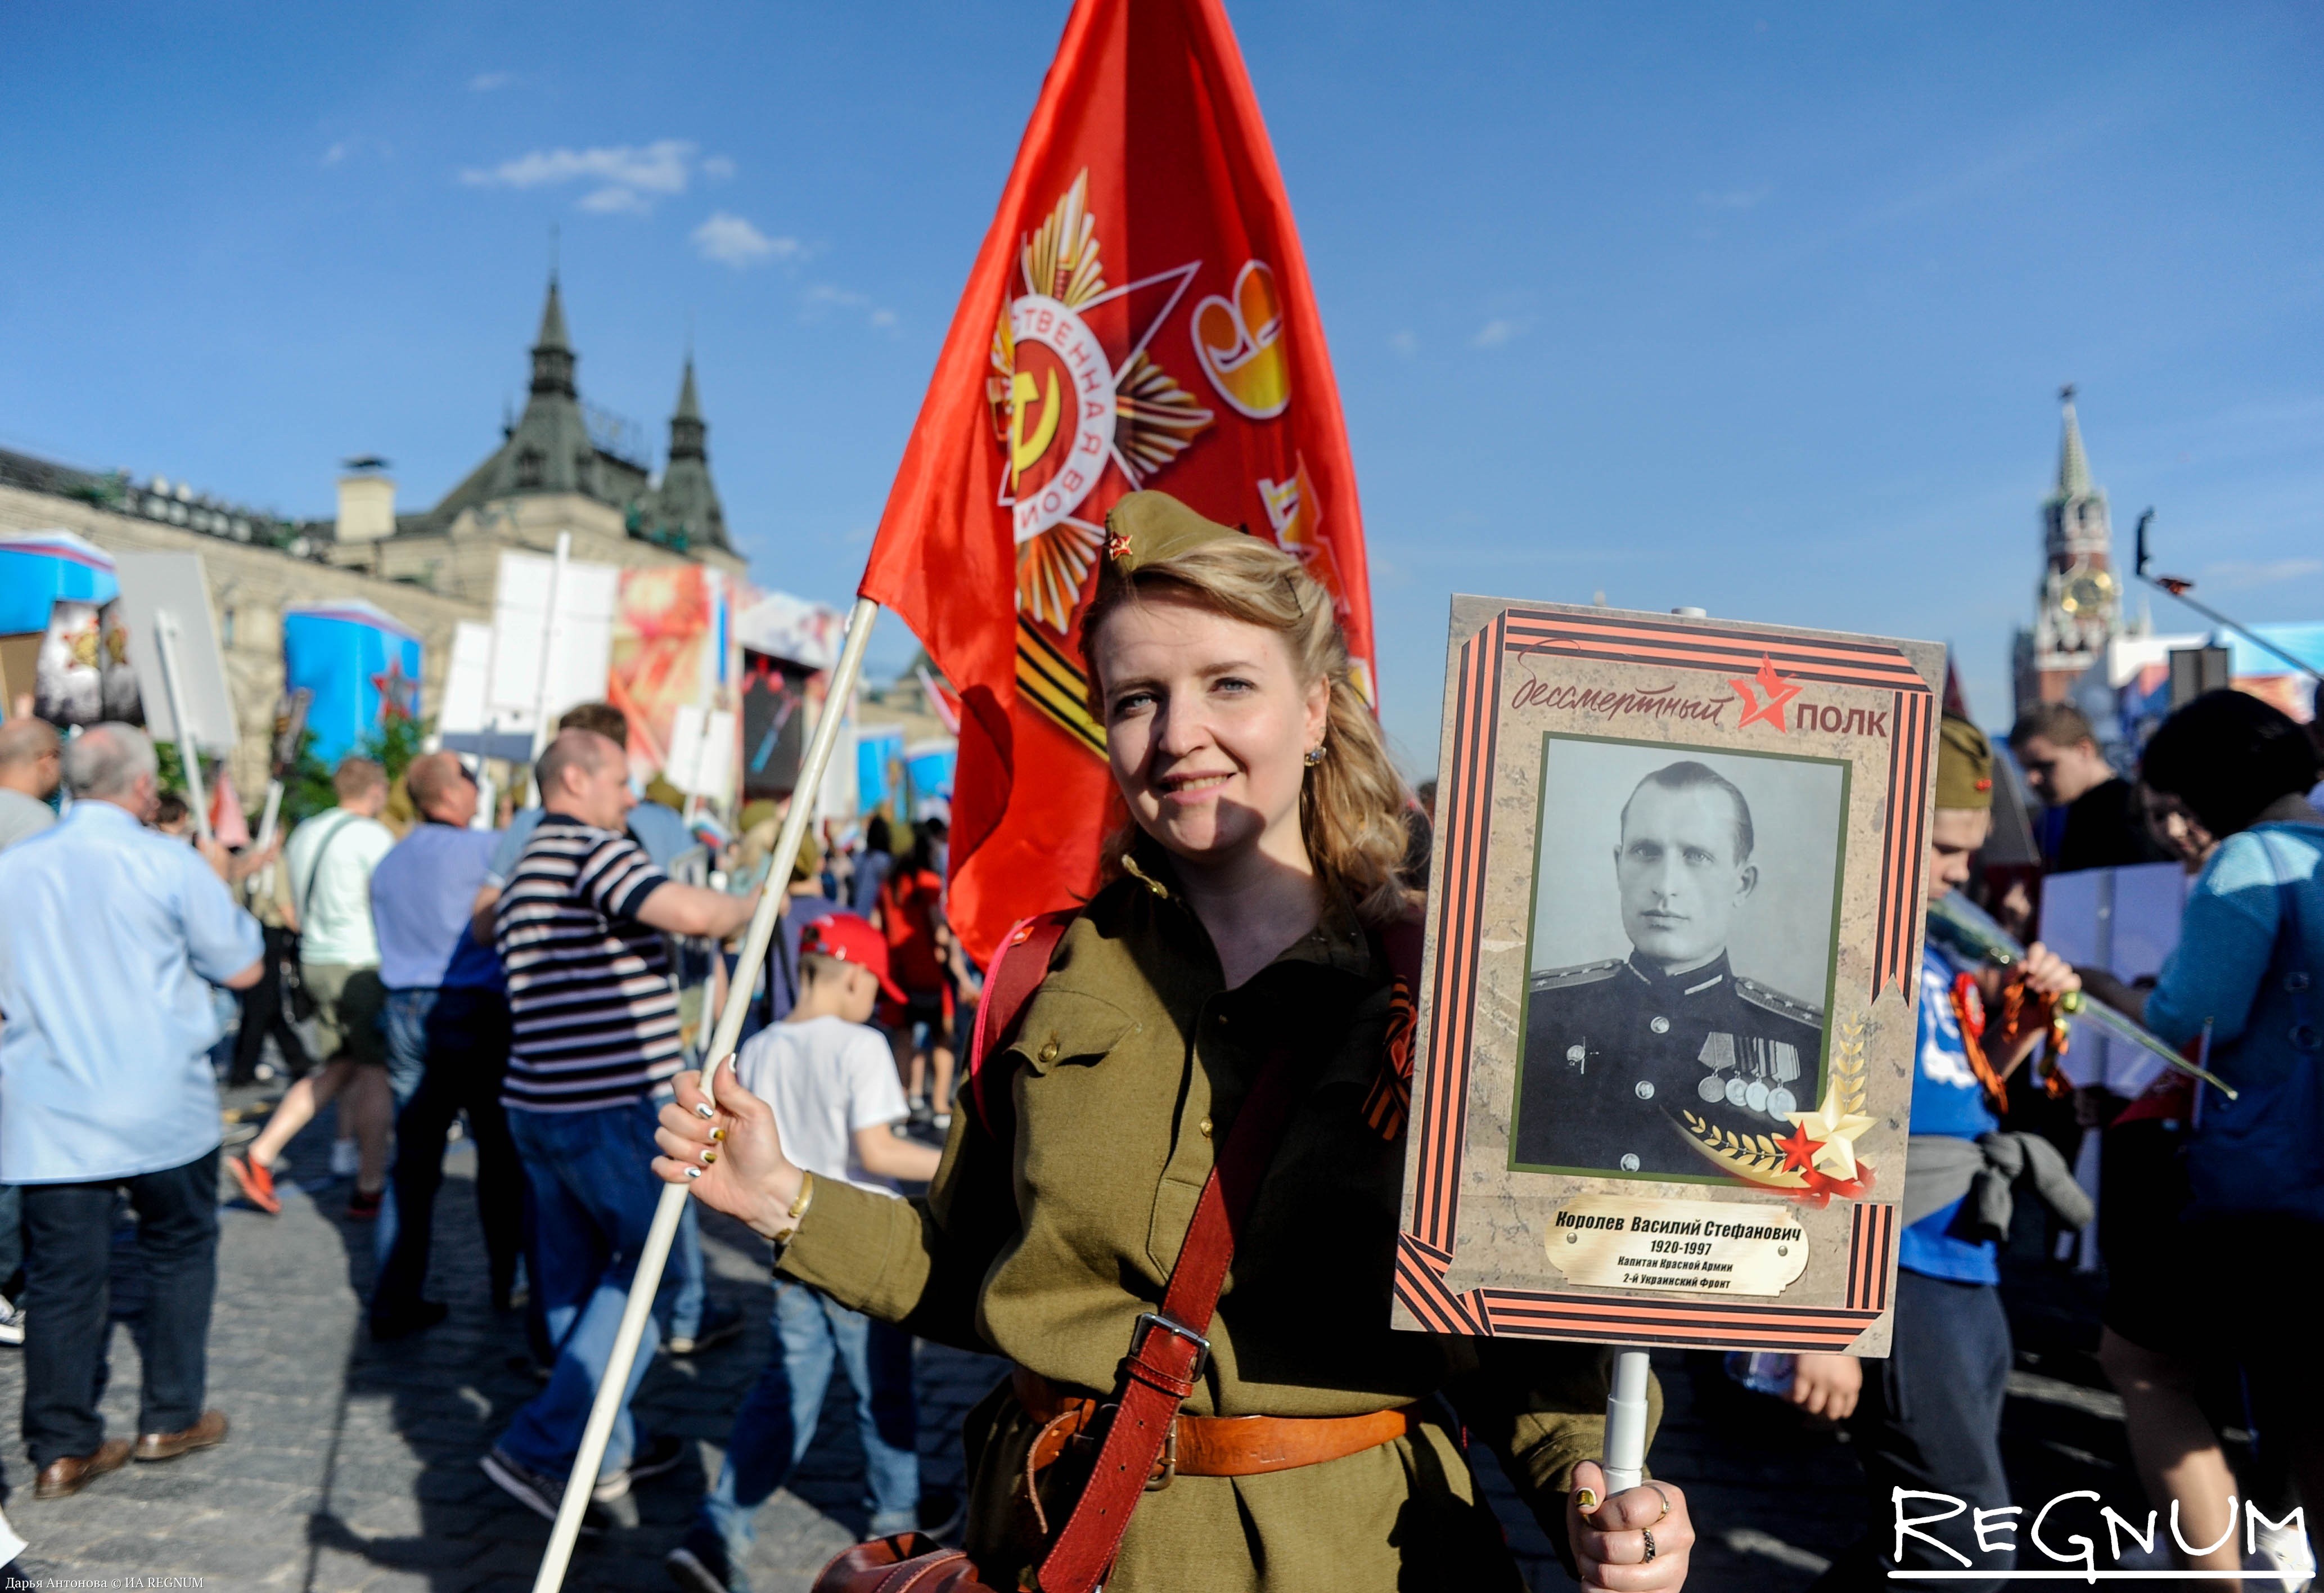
[859, 0, 1372, 962]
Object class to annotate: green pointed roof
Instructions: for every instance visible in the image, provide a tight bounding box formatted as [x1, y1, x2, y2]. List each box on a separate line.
[2055, 384, 2091, 498]
[673, 356, 702, 422]
[536, 274, 571, 353]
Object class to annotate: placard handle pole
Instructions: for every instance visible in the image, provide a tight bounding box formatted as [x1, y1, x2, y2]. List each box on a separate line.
[1598, 609, 1708, 1495]
[154, 613, 213, 843]
[1600, 1346, 1652, 1493]
[529, 595, 880, 1593]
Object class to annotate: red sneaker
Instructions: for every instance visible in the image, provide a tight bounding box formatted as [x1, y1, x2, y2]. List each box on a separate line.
[345, 1187, 383, 1222]
[226, 1153, 281, 1216]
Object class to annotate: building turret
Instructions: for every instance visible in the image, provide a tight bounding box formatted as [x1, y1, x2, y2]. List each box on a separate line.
[647, 356, 729, 553]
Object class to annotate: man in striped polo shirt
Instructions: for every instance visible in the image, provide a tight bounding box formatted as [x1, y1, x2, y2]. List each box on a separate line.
[480, 728, 759, 1526]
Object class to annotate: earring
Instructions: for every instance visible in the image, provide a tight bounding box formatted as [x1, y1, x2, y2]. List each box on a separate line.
[1303, 745, 1326, 767]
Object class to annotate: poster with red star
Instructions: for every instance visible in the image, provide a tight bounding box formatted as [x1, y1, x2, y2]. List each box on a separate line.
[855, 0, 1371, 965]
[1393, 597, 1944, 1357]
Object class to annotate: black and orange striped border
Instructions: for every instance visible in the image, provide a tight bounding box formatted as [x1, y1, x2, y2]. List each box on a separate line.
[1397, 604, 1927, 1345]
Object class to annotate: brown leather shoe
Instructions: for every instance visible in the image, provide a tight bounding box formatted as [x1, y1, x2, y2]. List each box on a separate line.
[134, 1409, 228, 1462]
[35, 1437, 132, 1498]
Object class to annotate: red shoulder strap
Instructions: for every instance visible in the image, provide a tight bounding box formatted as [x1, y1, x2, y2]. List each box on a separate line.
[965, 910, 1075, 1135]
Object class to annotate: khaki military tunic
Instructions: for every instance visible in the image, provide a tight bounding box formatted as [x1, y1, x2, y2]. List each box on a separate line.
[777, 852, 1659, 1591]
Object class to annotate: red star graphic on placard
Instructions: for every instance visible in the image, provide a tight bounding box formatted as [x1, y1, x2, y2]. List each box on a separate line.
[1774, 1121, 1827, 1174]
[371, 655, 415, 723]
[1727, 654, 1803, 731]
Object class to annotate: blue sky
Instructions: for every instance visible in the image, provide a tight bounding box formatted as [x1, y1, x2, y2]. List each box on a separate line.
[6, 2, 2321, 773]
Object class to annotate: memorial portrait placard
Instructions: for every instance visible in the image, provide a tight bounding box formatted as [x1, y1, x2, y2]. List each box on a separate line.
[1393, 598, 1944, 1356]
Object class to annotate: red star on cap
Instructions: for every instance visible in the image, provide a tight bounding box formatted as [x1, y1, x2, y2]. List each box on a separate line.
[1774, 1121, 1827, 1174]
[1727, 654, 1802, 731]
[1104, 530, 1132, 562]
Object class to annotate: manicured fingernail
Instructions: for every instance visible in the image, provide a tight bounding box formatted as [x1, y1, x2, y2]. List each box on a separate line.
[684, 1166, 702, 1181]
[699, 1149, 718, 1166]
[710, 1127, 727, 1142]
[1574, 1487, 1598, 1511]
[693, 1102, 715, 1119]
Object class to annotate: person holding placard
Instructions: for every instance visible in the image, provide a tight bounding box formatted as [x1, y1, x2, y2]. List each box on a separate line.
[654, 494, 1693, 1593]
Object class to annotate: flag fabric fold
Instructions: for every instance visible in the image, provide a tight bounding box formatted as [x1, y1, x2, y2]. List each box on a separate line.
[858, 0, 1372, 962]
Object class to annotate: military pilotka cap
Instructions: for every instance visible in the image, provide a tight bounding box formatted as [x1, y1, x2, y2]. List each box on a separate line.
[1102, 491, 1240, 575]
[1936, 714, 1995, 811]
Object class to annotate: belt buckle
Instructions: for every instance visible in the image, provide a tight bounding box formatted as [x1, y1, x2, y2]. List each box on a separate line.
[1146, 1418, 1178, 1492]
[1130, 1311, 1210, 1379]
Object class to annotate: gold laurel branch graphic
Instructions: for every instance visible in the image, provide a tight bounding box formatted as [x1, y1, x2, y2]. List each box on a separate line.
[1022, 170, 1106, 308]
[1113, 350, 1215, 484]
[1015, 618, 1107, 758]
[1679, 1111, 1809, 1187]
[1832, 1016, 1870, 1116]
[1015, 519, 1104, 634]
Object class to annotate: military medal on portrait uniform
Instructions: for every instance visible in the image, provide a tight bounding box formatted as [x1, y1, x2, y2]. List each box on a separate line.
[1392, 598, 1942, 1357]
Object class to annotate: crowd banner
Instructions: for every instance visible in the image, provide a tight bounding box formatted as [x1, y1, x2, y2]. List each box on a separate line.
[1393, 598, 1944, 1363]
[489, 542, 619, 762]
[116, 552, 237, 840]
[438, 620, 533, 764]
[854, 0, 1375, 963]
[610, 565, 733, 784]
[281, 599, 423, 767]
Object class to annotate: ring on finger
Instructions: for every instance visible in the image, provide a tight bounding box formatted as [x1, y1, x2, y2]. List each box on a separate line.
[1642, 1527, 1657, 1564]
[1645, 1482, 1673, 1524]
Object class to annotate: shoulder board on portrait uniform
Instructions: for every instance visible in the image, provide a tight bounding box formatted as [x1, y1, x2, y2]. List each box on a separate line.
[1734, 976, 1824, 1028]
[1529, 960, 1624, 994]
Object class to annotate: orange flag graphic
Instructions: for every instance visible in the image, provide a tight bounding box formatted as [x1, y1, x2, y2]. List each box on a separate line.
[858, 0, 1372, 962]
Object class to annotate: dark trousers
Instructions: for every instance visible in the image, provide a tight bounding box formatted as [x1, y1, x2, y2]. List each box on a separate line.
[372, 987, 523, 1318]
[1810, 1268, 2016, 1592]
[20, 1148, 220, 1466]
[230, 925, 310, 1084]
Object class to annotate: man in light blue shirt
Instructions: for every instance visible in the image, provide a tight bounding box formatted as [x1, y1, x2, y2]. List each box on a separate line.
[0, 723, 263, 1499]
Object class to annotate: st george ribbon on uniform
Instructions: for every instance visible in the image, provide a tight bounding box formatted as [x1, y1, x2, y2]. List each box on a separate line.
[855, 0, 1377, 964]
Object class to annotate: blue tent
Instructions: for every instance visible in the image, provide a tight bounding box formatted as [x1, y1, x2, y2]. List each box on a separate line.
[282, 600, 423, 766]
[0, 529, 118, 634]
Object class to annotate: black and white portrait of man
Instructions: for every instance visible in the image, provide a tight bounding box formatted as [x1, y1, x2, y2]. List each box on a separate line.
[1510, 740, 1844, 1180]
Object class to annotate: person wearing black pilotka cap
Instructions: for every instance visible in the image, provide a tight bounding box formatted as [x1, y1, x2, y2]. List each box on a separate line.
[2074, 690, 2324, 1582]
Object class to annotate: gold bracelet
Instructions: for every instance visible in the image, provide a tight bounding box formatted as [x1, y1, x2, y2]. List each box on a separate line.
[771, 1169, 815, 1246]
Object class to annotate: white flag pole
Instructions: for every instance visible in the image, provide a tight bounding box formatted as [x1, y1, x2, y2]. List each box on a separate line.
[525, 532, 572, 805]
[530, 595, 879, 1593]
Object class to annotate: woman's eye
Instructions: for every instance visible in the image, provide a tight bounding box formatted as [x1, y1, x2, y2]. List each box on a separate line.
[1213, 676, 1254, 695]
[1109, 691, 1156, 718]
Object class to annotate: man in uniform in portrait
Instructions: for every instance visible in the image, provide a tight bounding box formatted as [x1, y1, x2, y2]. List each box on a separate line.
[1512, 759, 1824, 1177]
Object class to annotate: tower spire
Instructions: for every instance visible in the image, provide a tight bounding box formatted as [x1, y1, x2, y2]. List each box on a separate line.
[530, 272, 575, 397]
[2055, 383, 2091, 498]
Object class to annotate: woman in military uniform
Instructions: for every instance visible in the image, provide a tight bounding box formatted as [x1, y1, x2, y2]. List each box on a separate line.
[656, 493, 1695, 1592]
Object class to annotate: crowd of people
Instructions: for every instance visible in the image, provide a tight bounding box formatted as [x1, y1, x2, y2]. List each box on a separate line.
[0, 491, 2319, 1592]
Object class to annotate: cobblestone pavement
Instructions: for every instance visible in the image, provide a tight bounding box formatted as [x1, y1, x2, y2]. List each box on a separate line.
[1, 1088, 2173, 1591]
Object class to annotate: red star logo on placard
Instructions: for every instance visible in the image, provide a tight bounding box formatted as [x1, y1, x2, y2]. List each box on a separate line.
[1727, 654, 1802, 731]
[371, 655, 415, 723]
[1774, 1122, 1827, 1174]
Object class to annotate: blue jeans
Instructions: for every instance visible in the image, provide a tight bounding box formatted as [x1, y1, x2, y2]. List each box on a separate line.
[693, 1280, 919, 1577]
[1810, 1269, 2016, 1592]
[373, 988, 437, 1263]
[496, 1098, 678, 1480]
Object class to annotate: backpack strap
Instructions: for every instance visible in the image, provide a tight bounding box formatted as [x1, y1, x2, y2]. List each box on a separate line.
[965, 910, 1077, 1135]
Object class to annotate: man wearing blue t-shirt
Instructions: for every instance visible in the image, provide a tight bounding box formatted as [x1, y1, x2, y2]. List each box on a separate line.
[1802, 717, 2082, 1591]
[367, 752, 521, 1340]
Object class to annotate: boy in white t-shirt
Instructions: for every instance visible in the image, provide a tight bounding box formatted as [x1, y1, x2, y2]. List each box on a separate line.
[668, 914, 941, 1593]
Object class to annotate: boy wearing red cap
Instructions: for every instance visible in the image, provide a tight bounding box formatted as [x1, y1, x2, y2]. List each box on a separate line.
[668, 914, 940, 1593]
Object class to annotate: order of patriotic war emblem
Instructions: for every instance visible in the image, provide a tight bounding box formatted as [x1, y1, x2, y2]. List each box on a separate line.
[1511, 739, 1843, 1182]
